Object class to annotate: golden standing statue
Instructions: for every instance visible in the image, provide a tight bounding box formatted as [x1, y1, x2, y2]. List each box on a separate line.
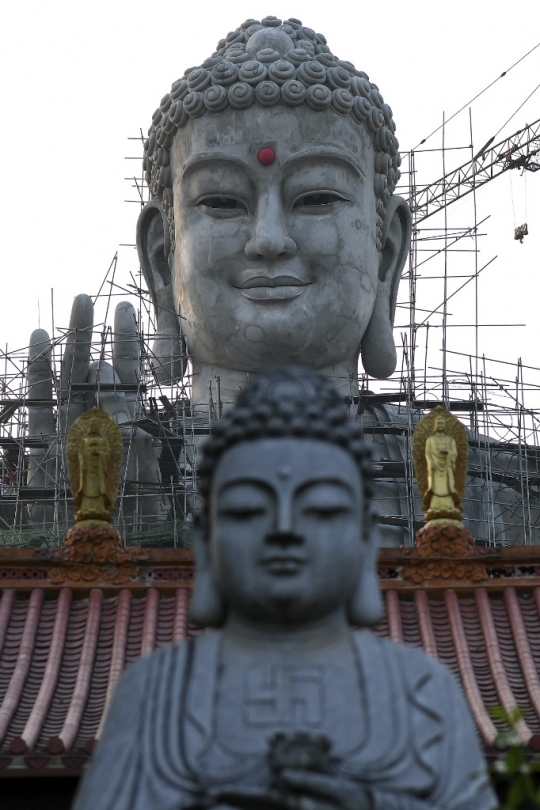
[67, 408, 123, 524]
[412, 406, 468, 525]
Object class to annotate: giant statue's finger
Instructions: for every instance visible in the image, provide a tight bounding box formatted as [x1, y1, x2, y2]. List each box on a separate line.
[26, 330, 56, 527]
[60, 294, 94, 434]
[113, 302, 139, 382]
[27, 329, 55, 487]
[113, 302, 140, 419]
[60, 294, 94, 393]
[28, 329, 54, 437]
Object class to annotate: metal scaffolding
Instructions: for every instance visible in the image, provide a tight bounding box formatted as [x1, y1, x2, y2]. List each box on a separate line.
[0, 115, 538, 549]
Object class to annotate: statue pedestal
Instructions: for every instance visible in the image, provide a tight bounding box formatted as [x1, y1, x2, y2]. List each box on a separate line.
[416, 522, 475, 557]
[49, 523, 142, 586]
[64, 523, 125, 563]
[401, 522, 488, 585]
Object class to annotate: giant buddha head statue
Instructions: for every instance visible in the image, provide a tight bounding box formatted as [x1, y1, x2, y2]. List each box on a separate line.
[136, 16, 411, 406]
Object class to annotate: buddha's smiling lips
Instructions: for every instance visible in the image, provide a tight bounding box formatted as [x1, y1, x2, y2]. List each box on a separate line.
[234, 275, 311, 302]
[260, 554, 306, 575]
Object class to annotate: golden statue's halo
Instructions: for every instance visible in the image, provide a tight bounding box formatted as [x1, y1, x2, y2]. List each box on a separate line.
[67, 408, 123, 523]
[412, 405, 468, 525]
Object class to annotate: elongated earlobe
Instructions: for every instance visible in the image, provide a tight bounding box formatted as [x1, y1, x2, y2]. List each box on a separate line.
[189, 531, 226, 627]
[347, 522, 383, 627]
[136, 200, 186, 383]
[360, 296, 397, 379]
[347, 568, 383, 627]
[361, 195, 411, 379]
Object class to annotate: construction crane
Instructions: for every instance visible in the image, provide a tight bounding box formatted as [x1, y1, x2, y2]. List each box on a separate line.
[409, 117, 540, 223]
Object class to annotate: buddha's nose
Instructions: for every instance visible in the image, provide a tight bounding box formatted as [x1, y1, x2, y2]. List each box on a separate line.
[271, 497, 299, 538]
[266, 501, 303, 546]
[245, 189, 297, 260]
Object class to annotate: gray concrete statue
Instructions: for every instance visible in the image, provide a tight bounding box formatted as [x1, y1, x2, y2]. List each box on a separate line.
[137, 17, 409, 408]
[25, 14, 537, 547]
[74, 367, 496, 810]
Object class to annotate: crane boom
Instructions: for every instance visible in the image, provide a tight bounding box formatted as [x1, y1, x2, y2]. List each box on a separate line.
[410, 117, 540, 223]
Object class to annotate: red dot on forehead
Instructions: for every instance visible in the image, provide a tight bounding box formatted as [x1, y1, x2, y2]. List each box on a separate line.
[257, 147, 276, 165]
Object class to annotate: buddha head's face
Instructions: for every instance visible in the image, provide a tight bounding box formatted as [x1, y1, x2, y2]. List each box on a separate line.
[168, 106, 386, 373]
[137, 18, 411, 382]
[209, 437, 364, 625]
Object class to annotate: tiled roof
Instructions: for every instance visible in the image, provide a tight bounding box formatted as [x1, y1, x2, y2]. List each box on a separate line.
[2, 547, 540, 772]
[0, 586, 195, 771]
[374, 587, 540, 749]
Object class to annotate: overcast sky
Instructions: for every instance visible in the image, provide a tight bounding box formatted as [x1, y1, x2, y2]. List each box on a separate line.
[1, 0, 539, 418]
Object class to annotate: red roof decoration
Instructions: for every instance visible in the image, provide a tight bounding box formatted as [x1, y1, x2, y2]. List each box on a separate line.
[2, 546, 540, 773]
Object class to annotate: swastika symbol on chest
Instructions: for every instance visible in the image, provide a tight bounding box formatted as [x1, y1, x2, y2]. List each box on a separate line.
[243, 666, 324, 727]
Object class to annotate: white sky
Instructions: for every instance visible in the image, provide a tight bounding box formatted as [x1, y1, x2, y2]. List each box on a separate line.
[1, 0, 539, 421]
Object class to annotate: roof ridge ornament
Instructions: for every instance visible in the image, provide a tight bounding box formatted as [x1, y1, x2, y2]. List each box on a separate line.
[67, 407, 122, 525]
[50, 408, 144, 587]
[412, 404, 468, 527]
[404, 405, 488, 583]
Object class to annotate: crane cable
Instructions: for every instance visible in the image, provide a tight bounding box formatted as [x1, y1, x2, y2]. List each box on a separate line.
[414, 40, 540, 150]
[510, 172, 516, 229]
[504, 78, 539, 240]
[492, 81, 540, 142]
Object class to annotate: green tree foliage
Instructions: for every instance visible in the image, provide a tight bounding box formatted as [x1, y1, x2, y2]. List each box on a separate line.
[490, 708, 540, 809]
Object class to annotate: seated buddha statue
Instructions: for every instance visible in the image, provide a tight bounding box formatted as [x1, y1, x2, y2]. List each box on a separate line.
[74, 367, 495, 810]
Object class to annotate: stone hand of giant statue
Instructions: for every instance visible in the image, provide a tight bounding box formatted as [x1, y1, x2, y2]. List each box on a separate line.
[27, 297, 169, 528]
[74, 367, 496, 810]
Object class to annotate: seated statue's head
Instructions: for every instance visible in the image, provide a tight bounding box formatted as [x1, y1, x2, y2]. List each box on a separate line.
[137, 16, 411, 396]
[190, 366, 382, 629]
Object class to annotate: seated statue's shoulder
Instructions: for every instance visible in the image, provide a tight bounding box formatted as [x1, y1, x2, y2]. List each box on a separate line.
[74, 636, 208, 810]
[352, 630, 460, 703]
[96, 640, 193, 755]
[351, 631, 497, 807]
[120, 630, 223, 709]
[120, 635, 190, 694]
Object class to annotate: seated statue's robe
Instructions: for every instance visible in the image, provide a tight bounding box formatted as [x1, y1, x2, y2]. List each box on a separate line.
[74, 631, 496, 810]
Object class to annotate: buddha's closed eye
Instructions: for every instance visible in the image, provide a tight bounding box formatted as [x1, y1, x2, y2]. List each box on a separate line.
[219, 505, 267, 520]
[197, 196, 248, 212]
[293, 192, 349, 210]
[302, 505, 352, 519]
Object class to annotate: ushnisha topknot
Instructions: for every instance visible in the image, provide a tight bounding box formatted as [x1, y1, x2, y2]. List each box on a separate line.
[197, 366, 375, 539]
[143, 16, 401, 256]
